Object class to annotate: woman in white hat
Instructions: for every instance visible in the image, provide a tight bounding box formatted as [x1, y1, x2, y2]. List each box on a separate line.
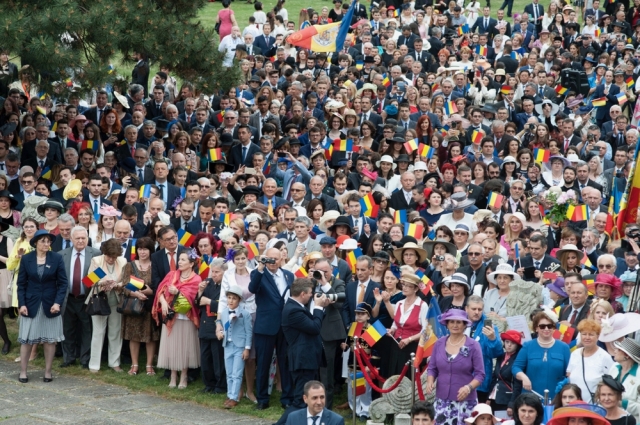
[375, 155, 401, 192]
[556, 244, 587, 275]
[464, 404, 501, 425]
[500, 212, 526, 257]
[484, 264, 519, 318]
[439, 273, 471, 312]
[500, 156, 520, 185]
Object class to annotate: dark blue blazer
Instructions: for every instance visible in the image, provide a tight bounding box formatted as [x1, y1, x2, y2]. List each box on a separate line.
[17, 251, 68, 318]
[261, 195, 287, 209]
[514, 112, 540, 132]
[285, 408, 345, 425]
[348, 216, 378, 237]
[14, 192, 45, 211]
[281, 298, 325, 371]
[341, 280, 380, 328]
[150, 246, 187, 289]
[227, 142, 261, 171]
[186, 219, 210, 235]
[593, 83, 620, 121]
[248, 268, 294, 335]
[253, 35, 276, 55]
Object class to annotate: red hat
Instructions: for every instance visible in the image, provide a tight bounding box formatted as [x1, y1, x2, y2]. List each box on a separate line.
[336, 235, 350, 249]
[500, 330, 522, 346]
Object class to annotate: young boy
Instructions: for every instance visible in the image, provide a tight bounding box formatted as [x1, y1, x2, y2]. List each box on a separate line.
[217, 285, 252, 409]
[411, 400, 435, 425]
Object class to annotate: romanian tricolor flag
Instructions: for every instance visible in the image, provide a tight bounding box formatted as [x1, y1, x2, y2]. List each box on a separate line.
[443, 100, 457, 115]
[626, 76, 635, 89]
[125, 276, 145, 292]
[130, 239, 137, 261]
[583, 276, 595, 294]
[592, 97, 607, 107]
[471, 130, 483, 144]
[500, 85, 513, 95]
[415, 270, 433, 296]
[346, 248, 363, 274]
[355, 59, 364, 70]
[217, 110, 225, 122]
[394, 210, 407, 224]
[294, 266, 308, 278]
[533, 148, 550, 164]
[198, 261, 210, 280]
[382, 73, 391, 88]
[581, 255, 595, 272]
[350, 371, 366, 396]
[177, 229, 196, 247]
[414, 326, 437, 367]
[324, 143, 334, 161]
[566, 204, 588, 222]
[617, 137, 640, 232]
[82, 268, 106, 288]
[361, 320, 386, 346]
[360, 193, 379, 217]
[457, 24, 469, 35]
[348, 321, 364, 338]
[555, 85, 568, 95]
[404, 138, 419, 153]
[475, 45, 487, 57]
[139, 185, 151, 199]
[208, 148, 223, 161]
[511, 52, 522, 61]
[80, 140, 95, 151]
[219, 213, 231, 227]
[244, 242, 259, 260]
[405, 223, 424, 239]
[418, 144, 434, 159]
[595, 28, 601, 37]
[487, 192, 505, 209]
[333, 139, 353, 151]
[286, 0, 356, 52]
[616, 92, 628, 105]
[40, 167, 52, 180]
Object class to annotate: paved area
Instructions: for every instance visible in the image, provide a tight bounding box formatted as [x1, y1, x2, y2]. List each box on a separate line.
[0, 360, 269, 425]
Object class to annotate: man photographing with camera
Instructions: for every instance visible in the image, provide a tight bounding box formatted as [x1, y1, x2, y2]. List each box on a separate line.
[249, 248, 295, 411]
[274, 277, 331, 425]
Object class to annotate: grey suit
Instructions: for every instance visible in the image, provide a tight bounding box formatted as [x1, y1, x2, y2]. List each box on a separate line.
[319, 277, 347, 409]
[60, 246, 102, 365]
[248, 111, 281, 137]
[287, 238, 322, 260]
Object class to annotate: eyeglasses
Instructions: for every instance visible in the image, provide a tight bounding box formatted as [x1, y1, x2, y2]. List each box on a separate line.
[538, 324, 554, 330]
[598, 264, 614, 269]
[224, 116, 236, 120]
[468, 252, 482, 257]
[134, 156, 147, 159]
[22, 180, 34, 184]
[290, 189, 304, 192]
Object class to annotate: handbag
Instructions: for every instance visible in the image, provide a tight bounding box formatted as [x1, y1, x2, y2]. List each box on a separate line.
[85, 285, 111, 316]
[214, 21, 221, 34]
[173, 292, 192, 315]
[117, 262, 146, 316]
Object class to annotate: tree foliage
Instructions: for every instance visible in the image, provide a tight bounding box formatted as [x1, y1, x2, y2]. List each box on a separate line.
[0, 0, 240, 95]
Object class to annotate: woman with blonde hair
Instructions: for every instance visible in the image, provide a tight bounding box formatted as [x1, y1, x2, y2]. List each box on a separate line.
[229, 217, 247, 242]
[588, 299, 615, 323]
[94, 205, 120, 249]
[168, 131, 198, 172]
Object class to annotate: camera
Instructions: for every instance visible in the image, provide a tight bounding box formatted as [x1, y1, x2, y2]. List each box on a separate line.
[260, 257, 276, 264]
[314, 283, 346, 302]
[312, 270, 324, 280]
[435, 255, 445, 261]
[451, 121, 458, 129]
[629, 231, 640, 242]
[527, 124, 536, 132]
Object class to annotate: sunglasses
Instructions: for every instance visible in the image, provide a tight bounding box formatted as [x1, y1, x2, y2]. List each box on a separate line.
[538, 324, 554, 330]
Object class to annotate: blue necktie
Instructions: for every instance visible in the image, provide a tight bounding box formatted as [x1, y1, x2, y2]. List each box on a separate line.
[242, 146, 247, 162]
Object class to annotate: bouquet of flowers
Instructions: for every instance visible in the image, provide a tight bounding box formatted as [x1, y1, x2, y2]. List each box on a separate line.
[544, 187, 578, 224]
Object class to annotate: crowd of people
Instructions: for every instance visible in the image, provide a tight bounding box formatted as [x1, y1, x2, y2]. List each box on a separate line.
[2, 0, 640, 423]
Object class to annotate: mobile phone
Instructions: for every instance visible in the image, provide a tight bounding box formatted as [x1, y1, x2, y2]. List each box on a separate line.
[485, 319, 492, 328]
[277, 152, 287, 158]
[524, 266, 537, 279]
[244, 167, 256, 175]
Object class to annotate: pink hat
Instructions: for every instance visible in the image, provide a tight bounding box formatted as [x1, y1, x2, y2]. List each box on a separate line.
[361, 168, 378, 181]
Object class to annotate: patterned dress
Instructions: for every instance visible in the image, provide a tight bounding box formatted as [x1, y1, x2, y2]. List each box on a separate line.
[120, 262, 160, 343]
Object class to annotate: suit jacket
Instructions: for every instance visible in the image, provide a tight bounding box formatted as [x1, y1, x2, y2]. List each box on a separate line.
[358, 111, 383, 129]
[491, 352, 523, 409]
[524, 3, 545, 30]
[269, 160, 314, 199]
[348, 216, 378, 239]
[559, 299, 593, 331]
[515, 112, 540, 132]
[21, 139, 63, 164]
[50, 137, 79, 153]
[227, 142, 261, 171]
[282, 298, 326, 371]
[84, 107, 108, 127]
[341, 280, 381, 327]
[456, 264, 487, 294]
[23, 157, 55, 176]
[409, 111, 443, 130]
[320, 277, 347, 341]
[396, 34, 418, 51]
[519, 254, 560, 281]
[150, 246, 187, 289]
[285, 408, 345, 425]
[472, 17, 497, 35]
[60, 246, 101, 306]
[593, 83, 620, 121]
[353, 2, 368, 19]
[131, 59, 150, 97]
[496, 55, 520, 75]
[287, 238, 322, 260]
[248, 268, 295, 335]
[334, 258, 353, 284]
[81, 193, 113, 210]
[253, 34, 276, 55]
[305, 193, 340, 212]
[17, 251, 68, 318]
[220, 306, 253, 348]
[389, 189, 417, 211]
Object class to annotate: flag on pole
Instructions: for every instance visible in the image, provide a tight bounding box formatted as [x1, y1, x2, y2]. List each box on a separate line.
[566, 204, 588, 221]
[533, 148, 550, 163]
[360, 193, 379, 217]
[555, 85, 568, 95]
[361, 320, 387, 346]
[139, 185, 151, 199]
[592, 97, 607, 107]
[418, 144, 434, 158]
[286, 0, 356, 52]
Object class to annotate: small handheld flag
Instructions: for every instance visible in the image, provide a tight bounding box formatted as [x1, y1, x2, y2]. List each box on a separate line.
[626, 76, 635, 89]
[333, 139, 353, 151]
[592, 97, 607, 107]
[471, 130, 483, 144]
[443, 101, 458, 115]
[616, 92, 628, 105]
[139, 185, 151, 199]
[566, 204, 588, 222]
[80, 140, 96, 151]
[244, 242, 260, 260]
[394, 210, 407, 224]
[404, 139, 419, 153]
[351, 371, 366, 396]
[348, 321, 364, 338]
[500, 85, 513, 95]
[533, 148, 550, 164]
[177, 229, 196, 247]
[476, 45, 488, 57]
[382, 74, 391, 88]
[130, 239, 137, 261]
[405, 222, 424, 239]
[199, 261, 211, 280]
[40, 167, 52, 180]
[360, 193, 379, 217]
[415, 270, 434, 296]
[361, 320, 387, 346]
[294, 267, 308, 278]
[418, 144, 434, 159]
[346, 248, 363, 274]
[82, 268, 106, 288]
[487, 192, 505, 209]
[219, 213, 230, 226]
[457, 24, 469, 35]
[555, 85, 568, 95]
[208, 148, 223, 161]
[126, 276, 145, 292]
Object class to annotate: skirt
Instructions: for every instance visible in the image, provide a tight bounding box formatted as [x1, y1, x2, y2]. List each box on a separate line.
[18, 305, 64, 345]
[434, 398, 476, 425]
[157, 318, 200, 370]
[121, 312, 160, 343]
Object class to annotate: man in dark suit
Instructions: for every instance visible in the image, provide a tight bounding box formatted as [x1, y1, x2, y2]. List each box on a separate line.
[145, 85, 166, 119]
[313, 258, 347, 410]
[593, 69, 620, 127]
[83, 90, 109, 126]
[558, 274, 592, 334]
[23, 139, 55, 175]
[306, 176, 340, 212]
[275, 278, 330, 425]
[13, 172, 45, 210]
[397, 26, 418, 51]
[227, 124, 260, 171]
[49, 119, 78, 153]
[358, 96, 382, 129]
[60, 227, 101, 368]
[248, 247, 295, 410]
[285, 381, 345, 425]
[516, 234, 560, 282]
[496, 45, 520, 74]
[253, 23, 277, 55]
[353, 0, 368, 19]
[472, 7, 497, 35]
[409, 39, 433, 70]
[150, 227, 186, 289]
[524, 0, 544, 34]
[584, 0, 604, 21]
[131, 52, 150, 97]
[456, 243, 487, 294]
[82, 175, 112, 215]
[341, 256, 381, 329]
[390, 172, 418, 210]
[186, 199, 216, 234]
[22, 124, 63, 164]
[148, 160, 181, 209]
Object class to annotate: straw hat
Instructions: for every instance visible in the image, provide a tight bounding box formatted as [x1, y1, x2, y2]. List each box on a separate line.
[393, 242, 428, 263]
[464, 404, 501, 424]
[113, 91, 130, 109]
[487, 263, 519, 285]
[555, 244, 584, 262]
[318, 211, 341, 232]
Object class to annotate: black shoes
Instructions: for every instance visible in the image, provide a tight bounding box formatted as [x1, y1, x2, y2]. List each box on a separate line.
[43, 376, 53, 383]
[255, 403, 269, 410]
[18, 376, 28, 383]
[1, 341, 10, 355]
[60, 360, 76, 368]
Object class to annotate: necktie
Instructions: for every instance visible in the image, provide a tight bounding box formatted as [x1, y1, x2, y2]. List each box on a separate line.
[533, 6, 537, 21]
[97, 109, 103, 124]
[242, 146, 248, 163]
[569, 309, 578, 325]
[355, 218, 360, 236]
[131, 146, 135, 157]
[580, 184, 585, 189]
[471, 270, 477, 288]
[485, 18, 488, 28]
[493, 215, 499, 221]
[203, 222, 207, 232]
[0, 162, 4, 170]
[93, 200, 98, 215]
[169, 251, 176, 271]
[158, 184, 165, 200]
[539, 86, 544, 96]
[65, 240, 71, 249]
[404, 122, 408, 130]
[72, 252, 81, 297]
[268, 199, 274, 216]
[534, 261, 541, 269]
[417, 52, 421, 61]
[288, 232, 295, 242]
[39, 160, 44, 168]
[138, 169, 144, 180]
[311, 416, 320, 425]
[357, 283, 365, 303]
[186, 114, 191, 123]
[184, 221, 189, 230]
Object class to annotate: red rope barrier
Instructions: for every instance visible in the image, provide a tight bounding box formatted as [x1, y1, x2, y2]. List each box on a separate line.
[357, 344, 386, 383]
[355, 345, 409, 393]
[416, 367, 426, 401]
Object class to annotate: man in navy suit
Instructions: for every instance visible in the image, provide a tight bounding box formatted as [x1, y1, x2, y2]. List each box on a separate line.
[285, 381, 345, 425]
[358, 96, 382, 129]
[275, 279, 330, 425]
[149, 160, 181, 209]
[227, 124, 260, 171]
[593, 69, 620, 127]
[253, 23, 276, 55]
[472, 7, 497, 36]
[150, 227, 187, 290]
[524, 0, 544, 34]
[341, 256, 380, 329]
[82, 175, 112, 216]
[248, 247, 295, 410]
[514, 98, 540, 132]
[353, 0, 368, 19]
[186, 199, 216, 234]
[514, 19, 534, 47]
[83, 90, 109, 126]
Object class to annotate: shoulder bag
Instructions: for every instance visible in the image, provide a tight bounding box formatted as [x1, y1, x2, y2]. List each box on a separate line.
[117, 262, 146, 316]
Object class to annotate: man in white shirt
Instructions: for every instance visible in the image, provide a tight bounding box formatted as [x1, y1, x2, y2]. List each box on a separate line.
[283, 381, 345, 425]
[218, 26, 243, 67]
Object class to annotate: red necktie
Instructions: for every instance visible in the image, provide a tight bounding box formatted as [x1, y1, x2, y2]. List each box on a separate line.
[569, 309, 578, 325]
[131, 146, 135, 157]
[72, 253, 81, 296]
[169, 251, 176, 271]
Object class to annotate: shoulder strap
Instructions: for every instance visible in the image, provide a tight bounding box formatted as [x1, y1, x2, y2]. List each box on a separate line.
[130, 261, 139, 279]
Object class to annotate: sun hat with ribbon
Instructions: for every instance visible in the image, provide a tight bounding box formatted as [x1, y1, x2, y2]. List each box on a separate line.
[599, 313, 640, 342]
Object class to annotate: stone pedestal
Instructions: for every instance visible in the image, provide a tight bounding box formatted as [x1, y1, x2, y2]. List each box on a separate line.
[395, 413, 411, 425]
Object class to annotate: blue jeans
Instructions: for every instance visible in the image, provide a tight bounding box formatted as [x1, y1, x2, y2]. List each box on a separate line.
[224, 343, 245, 402]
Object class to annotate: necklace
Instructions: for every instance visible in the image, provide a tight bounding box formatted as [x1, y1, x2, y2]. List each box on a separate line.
[180, 272, 192, 280]
[447, 335, 465, 346]
[137, 261, 151, 272]
[538, 338, 554, 347]
[105, 262, 115, 274]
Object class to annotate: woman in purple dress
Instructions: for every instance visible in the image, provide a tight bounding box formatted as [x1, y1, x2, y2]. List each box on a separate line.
[426, 309, 485, 425]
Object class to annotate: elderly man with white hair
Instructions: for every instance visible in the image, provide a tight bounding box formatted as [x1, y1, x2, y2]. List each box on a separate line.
[583, 227, 605, 268]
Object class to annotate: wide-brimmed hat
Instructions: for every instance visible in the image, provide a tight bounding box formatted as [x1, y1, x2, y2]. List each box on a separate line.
[372, 250, 391, 263]
[501, 156, 519, 170]
[445, 272, 470, 291]
[438, 308, 472, 326]
[599, 313, 640, 342]
[446, 192, 475, 211]
[547, 155, 571, 168]
[243, 201, 269, 216]
[500, 330, 523, 346]
[503, 212, 526, 228]
[548, 278, 567, 298]
[488, 263, 519, 285]
[0, 190, 18, 209]
[613, 338, 640, 364]
[423, 239, 457, 259]
[328, 215, 355, 234]
[393, 242, 428, 263]
[209, 159, 233, 173]
[338, 238, 359, 250]
[464, 403, 501, 424]
[63, 179, 83, 201]
[620, 270, 637, 283]
[226, 284, 244, 300]
[566, 94, 584, 109]
[37, 200, 65, 216]
[69, 114, 87, 129]
[376, 155, 397, 169]
[535, 99, 560, 116]
[399, 273, 422, 287]
[29, 229, 57, 248]
[555, 244, 584, 262]
[113, 91, 130, 109]
[319, 210, 341, 232]
[595, 273, 623, 299]
[547, 403, 610, 425]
